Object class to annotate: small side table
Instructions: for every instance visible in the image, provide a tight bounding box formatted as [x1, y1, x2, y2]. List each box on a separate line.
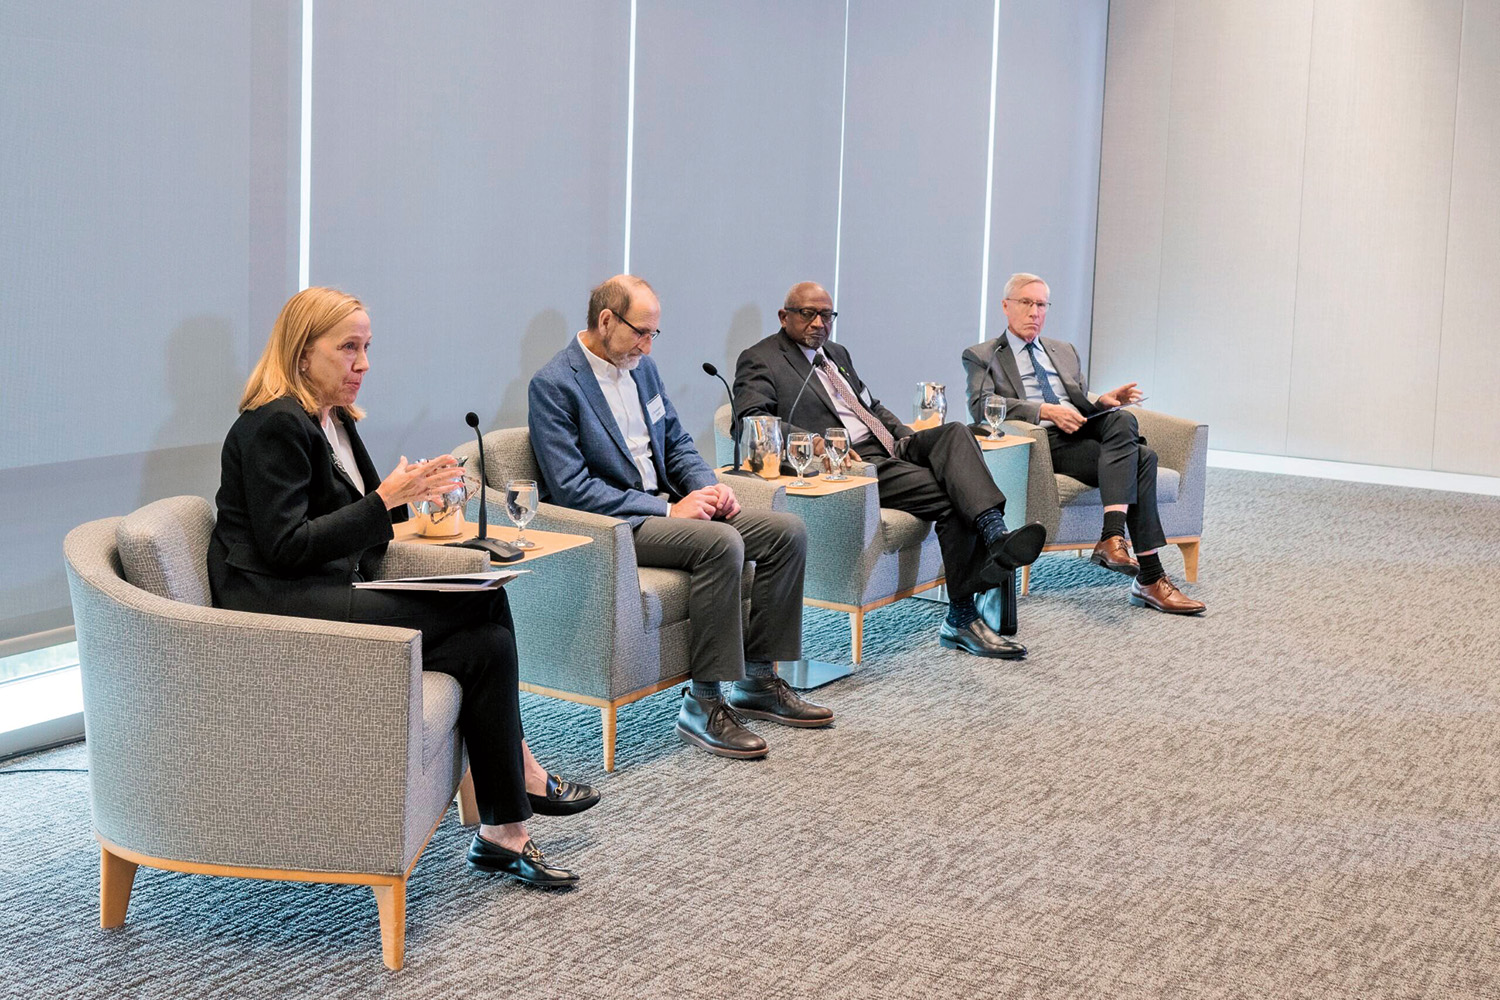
[392, 518, 592, 565]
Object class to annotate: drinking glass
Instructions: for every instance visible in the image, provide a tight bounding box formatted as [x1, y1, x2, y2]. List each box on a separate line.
[786, 432, 815, 487]
[504, 478, 540, 549]
[823, 427, 850, 481]
[982, 393, 1007, 440]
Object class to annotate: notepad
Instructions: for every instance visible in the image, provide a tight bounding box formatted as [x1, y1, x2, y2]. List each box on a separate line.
[353, 569, 530, 592]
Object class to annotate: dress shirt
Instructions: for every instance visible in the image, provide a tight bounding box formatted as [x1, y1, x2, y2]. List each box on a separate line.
[320, 410, 366, 495]
[578, 332, 657, 492]
[1004, 328, 1079, 428]
[801, 345, 874, 448]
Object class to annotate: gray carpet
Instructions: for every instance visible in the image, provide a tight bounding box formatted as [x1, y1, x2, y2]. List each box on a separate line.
[2, 469, 1498, 999]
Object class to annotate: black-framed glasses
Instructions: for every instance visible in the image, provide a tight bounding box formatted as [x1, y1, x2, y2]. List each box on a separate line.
[788, 307, 838, 324]
[1006, 297, 1052, 312]
[614, 313, 661, 340]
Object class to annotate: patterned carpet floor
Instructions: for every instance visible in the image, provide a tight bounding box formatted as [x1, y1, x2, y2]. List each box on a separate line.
[2, 468, 1497, 998]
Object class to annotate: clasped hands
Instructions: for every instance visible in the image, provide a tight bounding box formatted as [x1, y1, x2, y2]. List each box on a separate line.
[375, 455, 466, 511]
[669, 482, 741, 520]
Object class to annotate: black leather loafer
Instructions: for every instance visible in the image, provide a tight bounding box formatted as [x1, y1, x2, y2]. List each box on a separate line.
[527, 773, 601, 816]
[727, 676, 834, 728]
[987, 522, 1047, 571]
[938, 618, 1027, 659]
[467, 835, 579, 887]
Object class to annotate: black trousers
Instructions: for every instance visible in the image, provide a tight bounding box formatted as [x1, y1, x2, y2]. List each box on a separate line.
[347, 587, 529, 827]
[864, 422, 1008, 601]
[1047, 409, 1167, 552]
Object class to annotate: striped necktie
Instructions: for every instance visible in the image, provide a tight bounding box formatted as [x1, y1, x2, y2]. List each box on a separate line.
[815, 354, 896, 456]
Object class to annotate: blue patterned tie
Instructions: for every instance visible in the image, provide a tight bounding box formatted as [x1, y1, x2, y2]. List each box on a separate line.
[1022, 341, 1062, 405]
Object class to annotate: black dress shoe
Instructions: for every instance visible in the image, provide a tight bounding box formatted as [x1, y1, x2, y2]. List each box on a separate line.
[675, 688, 769, 759]
[467, 835, 579, 887]
[527, 773, 601, 816]
[987, 522, 1047, 571]
[727, 676, 834, 728]
[938, 618, 1027, 659]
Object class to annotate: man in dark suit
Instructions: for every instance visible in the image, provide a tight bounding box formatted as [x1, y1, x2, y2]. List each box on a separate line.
[732, 281, 1047, 660]
[961, 272, 1204, 614]
[528, 275, 832, 760]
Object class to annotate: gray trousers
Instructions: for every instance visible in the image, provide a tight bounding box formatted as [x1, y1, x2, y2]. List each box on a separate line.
[633, 508, 807, 682]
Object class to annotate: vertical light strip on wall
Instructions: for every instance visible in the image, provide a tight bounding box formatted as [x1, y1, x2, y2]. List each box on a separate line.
[830, 0, 850, 332]
[976, 0, 1001, 343]
[622, 0, 638, 273]
[298, 0, 313, 290]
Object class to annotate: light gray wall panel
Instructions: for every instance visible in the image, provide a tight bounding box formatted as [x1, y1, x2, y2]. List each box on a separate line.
[1286, 0, 1462, 466]
[1434, 1, 1500, 477]
[985, 0, 1109, 368]
[1088, 0, 1175, 401]
[631, 0, 845, 453]
[1152, 1, 1312, 452]
[310, 3, 630, 463]
[836, 1, 994, 422]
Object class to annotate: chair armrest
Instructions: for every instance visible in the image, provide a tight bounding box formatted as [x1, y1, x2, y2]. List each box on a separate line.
[716, 471, 788, 511]
[1131, 409, 1204, 475]
[1001, 420, 1062, 536]
[374, 540, 488, 579]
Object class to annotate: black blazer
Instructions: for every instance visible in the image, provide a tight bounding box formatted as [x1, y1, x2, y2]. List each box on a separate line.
[731, 330, 912, 451]
[208, 396, 402, 621]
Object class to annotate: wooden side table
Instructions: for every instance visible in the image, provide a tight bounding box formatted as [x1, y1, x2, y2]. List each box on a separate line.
[392, 518, 591, 565]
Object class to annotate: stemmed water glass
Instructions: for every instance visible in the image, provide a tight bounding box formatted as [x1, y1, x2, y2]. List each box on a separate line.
[504, 478, 539, 549]
[982, 393, 1007, 440]
[786, 432, 815, 487]
[823, 427, 850, 481]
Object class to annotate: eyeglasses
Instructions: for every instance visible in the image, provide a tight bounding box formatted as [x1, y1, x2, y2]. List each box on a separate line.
[787, 307, 838, 324]
[614, 313, 661, 340]
[1006, 297, 1051, 312]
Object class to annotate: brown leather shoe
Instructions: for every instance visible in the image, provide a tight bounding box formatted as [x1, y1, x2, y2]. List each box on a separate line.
[1091, 536, 1139, 576]
[1129, 576, 1205, 615]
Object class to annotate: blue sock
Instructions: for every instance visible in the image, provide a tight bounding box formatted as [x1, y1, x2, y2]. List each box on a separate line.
[741, 660, 776, 685]
[690, 680, 723, 703]
[946, 596, 979, 628]
[973, 506, 1008, 546]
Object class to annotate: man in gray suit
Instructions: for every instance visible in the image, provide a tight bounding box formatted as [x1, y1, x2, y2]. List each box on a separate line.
[961, 273, 1204, 614]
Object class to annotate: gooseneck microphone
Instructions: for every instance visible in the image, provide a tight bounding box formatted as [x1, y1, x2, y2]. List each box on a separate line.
[786, 350, 823, 431]
[702, 362, 754, 477]
[445, 412, 522, 562]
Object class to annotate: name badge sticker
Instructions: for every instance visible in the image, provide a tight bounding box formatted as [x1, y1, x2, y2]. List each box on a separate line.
[647, 394, 666, 423]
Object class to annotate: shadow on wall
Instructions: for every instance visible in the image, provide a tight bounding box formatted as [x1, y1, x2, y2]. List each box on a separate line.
[138, 316, 242, 507]
[491, 309, 570, 432]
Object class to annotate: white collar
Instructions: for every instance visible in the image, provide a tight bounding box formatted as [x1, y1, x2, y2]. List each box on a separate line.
[578, 332, 626, 381]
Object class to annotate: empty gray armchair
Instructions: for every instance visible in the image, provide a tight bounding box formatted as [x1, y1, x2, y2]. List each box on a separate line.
[1003, 408, 1207, 593]
[713, 405, 944, 662]
[63, 495, 487, 970]
[454, 427, 780, 771]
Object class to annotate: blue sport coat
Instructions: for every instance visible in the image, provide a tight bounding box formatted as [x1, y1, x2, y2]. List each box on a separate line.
[528, 337, 718, 526]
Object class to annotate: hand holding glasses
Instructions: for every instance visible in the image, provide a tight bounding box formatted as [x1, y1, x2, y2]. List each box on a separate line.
[823, 427, 849, 481]
[504, 478, 539, 549]
[982, 393, 1007, 440]
[786, 432, 815, 488]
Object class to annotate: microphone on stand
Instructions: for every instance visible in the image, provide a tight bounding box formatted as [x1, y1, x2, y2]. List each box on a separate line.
[702, 362, 755, 477]
[445, 412, 522, 563]
[786, 351, 822, 431]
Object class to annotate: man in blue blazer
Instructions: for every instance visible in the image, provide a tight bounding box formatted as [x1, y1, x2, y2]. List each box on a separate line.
[529, 275, 833, 760]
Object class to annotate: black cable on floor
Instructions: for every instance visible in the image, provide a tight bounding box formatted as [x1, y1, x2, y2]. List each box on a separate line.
[0, 768, 88, 774]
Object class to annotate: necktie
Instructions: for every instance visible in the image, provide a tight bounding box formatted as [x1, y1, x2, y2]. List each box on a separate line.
[1022, 341, 1062, 405]
[815, 354, 896, 456]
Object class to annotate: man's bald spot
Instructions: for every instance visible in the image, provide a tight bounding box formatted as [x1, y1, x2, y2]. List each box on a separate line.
[784, 282, 829, 308]
[588, 274, 655, 330]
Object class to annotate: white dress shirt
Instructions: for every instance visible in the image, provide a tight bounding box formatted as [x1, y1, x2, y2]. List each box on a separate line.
[320, 411, 365, 494]
[1004, 328, 1079, 428]
[800, 345, 874, 447]
[578, 333, 658, 492]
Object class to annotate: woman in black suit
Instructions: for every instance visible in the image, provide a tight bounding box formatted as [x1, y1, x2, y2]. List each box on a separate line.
[209, 286, 595, 887]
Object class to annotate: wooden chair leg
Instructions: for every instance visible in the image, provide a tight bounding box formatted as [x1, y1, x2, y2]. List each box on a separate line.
[455, 768, 479, 826]
[1020, 564, 1031, 596]
[850, 611, 864, 665]
[372, 879, 407, 970]
[1178, 539, 1200, 582]
[100, 846, 138, 929]
[602, 704, 617, 773]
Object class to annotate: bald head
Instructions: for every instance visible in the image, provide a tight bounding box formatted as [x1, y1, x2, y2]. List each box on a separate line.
[583, 274, 659, 370]
[587, 274, 656, 331]
[779, 281, 836, 350]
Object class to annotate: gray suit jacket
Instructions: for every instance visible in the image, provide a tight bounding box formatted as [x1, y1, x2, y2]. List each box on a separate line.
[961, 333, 1098, 425]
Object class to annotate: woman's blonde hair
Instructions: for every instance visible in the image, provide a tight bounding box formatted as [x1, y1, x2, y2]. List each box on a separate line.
[241, 286, 367, 418]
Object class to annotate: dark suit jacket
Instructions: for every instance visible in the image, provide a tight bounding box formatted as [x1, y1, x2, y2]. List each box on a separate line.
[960, 333, 1098, 425]
[732, 330, 913, 451]
[208, 395, 399, 620]
[527, 337, 717, 527]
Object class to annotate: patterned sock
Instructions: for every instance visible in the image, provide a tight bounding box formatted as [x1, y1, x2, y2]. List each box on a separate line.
[741, 660, 776, 686]
[690, 679, 723, 703]
[1136, 551, 1164, 586]
[1101, 511, 1128, 540]
[946, 595, 980, 628]
[973, 505, 1009, 546]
